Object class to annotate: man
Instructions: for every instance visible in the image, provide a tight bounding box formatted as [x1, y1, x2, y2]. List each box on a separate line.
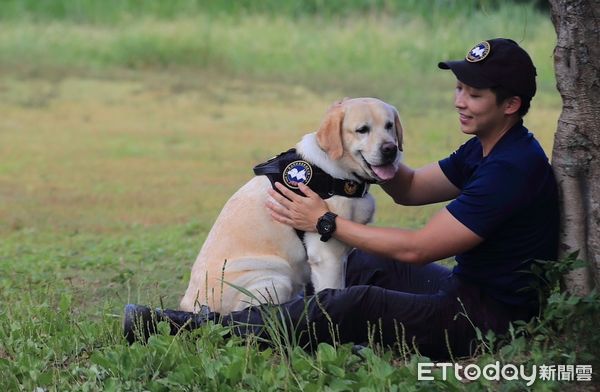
[124, 38, 559, 359]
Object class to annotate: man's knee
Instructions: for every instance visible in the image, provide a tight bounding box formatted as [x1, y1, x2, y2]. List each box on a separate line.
[313, 285, 385, 321]
[346, 250, 401, 287]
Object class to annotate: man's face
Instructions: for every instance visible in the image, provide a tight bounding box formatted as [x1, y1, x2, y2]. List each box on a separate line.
[454, 80, 506, 137]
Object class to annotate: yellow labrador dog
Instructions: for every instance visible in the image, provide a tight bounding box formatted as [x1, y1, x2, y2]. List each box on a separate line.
[180, 98, 403, 314]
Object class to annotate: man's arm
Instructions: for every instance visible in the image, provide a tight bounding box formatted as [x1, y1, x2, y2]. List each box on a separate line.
[332, 207, 483, 264]
[266, 182, 482, 265]
[381, 162, 460, 206]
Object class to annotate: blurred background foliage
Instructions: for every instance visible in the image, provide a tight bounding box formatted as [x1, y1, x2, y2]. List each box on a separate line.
[0, 0, 550, 22]
[0, 0, 557, 111]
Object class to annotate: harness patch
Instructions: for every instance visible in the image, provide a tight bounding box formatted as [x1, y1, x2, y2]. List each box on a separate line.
[283, 160, 313, 189]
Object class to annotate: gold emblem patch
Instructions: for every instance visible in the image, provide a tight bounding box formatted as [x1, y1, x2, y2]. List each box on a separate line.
[343, 181, 359, 196]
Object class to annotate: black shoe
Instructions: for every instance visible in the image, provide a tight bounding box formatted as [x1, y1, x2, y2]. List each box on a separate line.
[123, 304, 157, 344]
[123, 304, 213, 344]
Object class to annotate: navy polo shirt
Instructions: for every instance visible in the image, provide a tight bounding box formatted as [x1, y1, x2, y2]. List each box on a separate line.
[439, 121, 559, 307]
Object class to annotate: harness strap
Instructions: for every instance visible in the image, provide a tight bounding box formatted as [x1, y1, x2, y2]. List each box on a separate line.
[253, 149, 370, 200]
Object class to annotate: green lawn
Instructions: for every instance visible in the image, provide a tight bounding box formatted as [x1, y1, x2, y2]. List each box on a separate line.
[1, 2, 597, 390]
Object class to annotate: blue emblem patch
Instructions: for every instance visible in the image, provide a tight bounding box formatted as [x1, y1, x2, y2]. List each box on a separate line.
[283, 160, 312, 189]
[466, 41, 491, 63]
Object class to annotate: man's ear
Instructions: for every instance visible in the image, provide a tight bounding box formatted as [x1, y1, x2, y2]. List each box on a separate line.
[393, 108, 404, 152]
[504, 96, 522, 116]
[316, 104, 345, 160]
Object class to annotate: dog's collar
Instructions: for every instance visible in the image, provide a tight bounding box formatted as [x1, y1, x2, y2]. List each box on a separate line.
[253, 148, 370, 200]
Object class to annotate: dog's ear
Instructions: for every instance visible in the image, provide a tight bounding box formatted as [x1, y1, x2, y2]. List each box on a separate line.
[393, 108, 404, 152]
[316, 102, 345, 160]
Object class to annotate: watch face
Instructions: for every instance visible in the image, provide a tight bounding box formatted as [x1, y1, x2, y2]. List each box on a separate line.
[317, 213, 337, 239]
[317, 213, 337, 236]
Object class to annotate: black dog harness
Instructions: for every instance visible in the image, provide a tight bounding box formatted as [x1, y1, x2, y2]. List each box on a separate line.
[253, 148, 370, 240]
[254, 148, 370, 199]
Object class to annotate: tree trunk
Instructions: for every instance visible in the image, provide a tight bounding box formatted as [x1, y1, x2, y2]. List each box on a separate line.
[549, 0, 600, 295]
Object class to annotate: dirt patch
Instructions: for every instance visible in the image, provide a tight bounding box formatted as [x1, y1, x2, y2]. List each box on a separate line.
[0, 347, 12, 361]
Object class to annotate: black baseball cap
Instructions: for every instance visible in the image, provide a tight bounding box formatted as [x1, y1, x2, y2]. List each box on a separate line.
[438, 38, 537, 99]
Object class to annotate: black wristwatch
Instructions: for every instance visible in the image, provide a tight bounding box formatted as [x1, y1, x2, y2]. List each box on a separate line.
[316, 212, 338, 242]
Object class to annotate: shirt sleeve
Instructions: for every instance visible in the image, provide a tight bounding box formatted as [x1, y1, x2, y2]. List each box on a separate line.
[438, 142, 470, 189]
[445, 161, 530, 238]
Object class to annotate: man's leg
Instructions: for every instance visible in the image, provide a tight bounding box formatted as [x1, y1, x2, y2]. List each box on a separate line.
[124, 253, 519, 358]
[345, 249, 453, 294]
[220, 283, 471, 359]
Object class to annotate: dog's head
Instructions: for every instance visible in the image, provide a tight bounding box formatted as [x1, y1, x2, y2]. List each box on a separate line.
[316, 97, 403, 183]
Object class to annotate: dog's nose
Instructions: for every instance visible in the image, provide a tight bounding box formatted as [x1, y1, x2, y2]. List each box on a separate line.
[380, 142, 398, 162]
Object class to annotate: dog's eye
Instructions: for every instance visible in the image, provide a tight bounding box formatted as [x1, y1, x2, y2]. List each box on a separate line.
[385, 121, 394, 130]
[356, 125, 370, 134]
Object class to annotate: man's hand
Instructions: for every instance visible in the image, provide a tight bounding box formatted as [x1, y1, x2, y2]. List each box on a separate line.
[266, 182, 329, 232]
[382, 162, 460, 206]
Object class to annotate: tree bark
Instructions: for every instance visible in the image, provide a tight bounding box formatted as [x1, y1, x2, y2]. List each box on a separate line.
[549, 0, 600, 295]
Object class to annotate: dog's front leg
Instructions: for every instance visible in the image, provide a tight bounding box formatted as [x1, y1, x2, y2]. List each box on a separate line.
[303, 233, 351, 292]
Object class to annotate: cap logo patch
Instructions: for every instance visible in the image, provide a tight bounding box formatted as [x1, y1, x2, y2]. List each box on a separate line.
[466, 41, 491, 63]
[283, 160, 313, 189]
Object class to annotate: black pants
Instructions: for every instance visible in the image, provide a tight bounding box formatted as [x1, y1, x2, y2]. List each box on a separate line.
[218, 250, 534, 359]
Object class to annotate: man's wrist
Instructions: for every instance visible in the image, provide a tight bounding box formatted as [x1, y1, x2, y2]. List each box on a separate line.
[316, 212, 337, 242]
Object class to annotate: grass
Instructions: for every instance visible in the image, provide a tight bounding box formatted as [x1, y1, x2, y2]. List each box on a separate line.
[1, 1, 597, 390]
